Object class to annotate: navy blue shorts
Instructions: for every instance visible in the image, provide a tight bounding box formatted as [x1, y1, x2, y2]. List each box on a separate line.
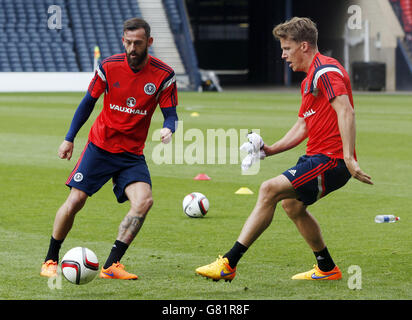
[282, 154, 351, 206]
[66, 141, 151, 203]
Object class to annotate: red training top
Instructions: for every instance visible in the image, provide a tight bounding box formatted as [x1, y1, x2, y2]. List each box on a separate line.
[299, 52, 355, 160]
[87, 53, 178, 155]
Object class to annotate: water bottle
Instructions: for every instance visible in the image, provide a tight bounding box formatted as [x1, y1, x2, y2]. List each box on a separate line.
[374, 215, 400, 223]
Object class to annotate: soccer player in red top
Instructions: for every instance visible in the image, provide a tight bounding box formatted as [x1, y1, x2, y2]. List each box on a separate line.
[40, 18, 178, 280]
[196, 17, 373, 282]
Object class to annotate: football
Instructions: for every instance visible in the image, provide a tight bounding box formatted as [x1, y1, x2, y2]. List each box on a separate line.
[182, 192, 209, 218]
[61, 247, 99, 285]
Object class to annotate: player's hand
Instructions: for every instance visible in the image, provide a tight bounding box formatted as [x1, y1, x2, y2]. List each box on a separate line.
[58, 140, 74, 160]
[345, 158, 373, 185]
[160, 127, 172, 144]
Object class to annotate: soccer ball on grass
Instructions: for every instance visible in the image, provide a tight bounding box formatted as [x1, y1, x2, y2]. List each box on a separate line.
[61, 247, 99, 285]
[182, 192, 209, 218]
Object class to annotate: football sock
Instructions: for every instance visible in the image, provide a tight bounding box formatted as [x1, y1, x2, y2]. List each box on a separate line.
[223, 241, 248, 269]
[45, 236, 64, 262]
[314, 246, 336, 272]
[103, 240, 129, 269]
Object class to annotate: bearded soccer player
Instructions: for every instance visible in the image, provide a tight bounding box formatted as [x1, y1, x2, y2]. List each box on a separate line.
[196, 17, 373, 282]
[40, 18, 178, 280]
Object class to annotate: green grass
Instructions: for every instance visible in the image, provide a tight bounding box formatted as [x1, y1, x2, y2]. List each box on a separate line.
[0, 91, 411, 300]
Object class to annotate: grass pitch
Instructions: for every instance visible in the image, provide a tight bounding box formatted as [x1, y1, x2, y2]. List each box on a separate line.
[0, 90, 411, 300]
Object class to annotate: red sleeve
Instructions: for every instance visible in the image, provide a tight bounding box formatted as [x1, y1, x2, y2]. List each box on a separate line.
[158, 76, 178, 108]
[317, 70, 348, 101]
[87, 67, 106, 99]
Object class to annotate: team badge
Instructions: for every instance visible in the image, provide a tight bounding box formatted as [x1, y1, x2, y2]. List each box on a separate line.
[73, 172, 83, 182]
[144, 83, 156, 95]
[126, 97, 136, 107]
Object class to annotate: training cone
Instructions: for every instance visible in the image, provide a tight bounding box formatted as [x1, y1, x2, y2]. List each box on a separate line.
[235, 187, 253, 195]
[194, 173, 211, 180]
[191, 112, 200, 117]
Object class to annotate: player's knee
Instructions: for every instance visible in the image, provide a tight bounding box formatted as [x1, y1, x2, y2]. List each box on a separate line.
[281, 199, 304, 220]
[66, 188, 88, 212]
[130, 196, 153, 216]
[144, 197, 154, 212]
[281, 199, 293, 216]
[281, 198, 292, 210]
[259, 180, 279, 205]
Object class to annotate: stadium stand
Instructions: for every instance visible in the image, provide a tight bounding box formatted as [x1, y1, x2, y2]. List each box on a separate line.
[162, 0, 202, 90]
[390, 0, 412, 89]
[0, 0, 200, 89]
[0, 0, 77, 72]
[66, 0, 144, 72]
[400, 0, 412, 34]
[138, 0, 185, 74]
[391, 0, 412, 48]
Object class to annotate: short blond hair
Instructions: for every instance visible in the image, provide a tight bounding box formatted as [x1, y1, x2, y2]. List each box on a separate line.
[273, 17, 318, 48]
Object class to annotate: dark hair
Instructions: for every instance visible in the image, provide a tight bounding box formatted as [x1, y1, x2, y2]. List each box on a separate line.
[123, 17, 151, 38]
[273, 17, 318, 48]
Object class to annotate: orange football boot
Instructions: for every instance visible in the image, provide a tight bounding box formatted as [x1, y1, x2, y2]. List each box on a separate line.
[195, 256, 236, 282]
[99, 262, 138, 280]
[40, 260, 58, 278]
[292, 264, 342, 280]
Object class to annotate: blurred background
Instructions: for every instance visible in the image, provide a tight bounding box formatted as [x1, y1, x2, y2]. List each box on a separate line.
[0, 0, 411, 92]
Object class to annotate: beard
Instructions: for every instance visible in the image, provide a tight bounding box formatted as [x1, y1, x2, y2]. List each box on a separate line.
[126, 46, 148, 70]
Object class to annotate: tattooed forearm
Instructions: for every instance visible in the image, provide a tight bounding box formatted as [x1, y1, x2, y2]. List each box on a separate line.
[118, 214, 146, 244]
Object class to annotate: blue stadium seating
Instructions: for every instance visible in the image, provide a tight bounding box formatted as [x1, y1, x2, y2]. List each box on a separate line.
[0, 0, 198, 90]
[67, 0, 143, 71]
[163, 0, 183, 34]
[163, 0, 202, 89]
[0, 0, 78, 72]
[0, 0, 142, 72]
[391, 0, 412, 51]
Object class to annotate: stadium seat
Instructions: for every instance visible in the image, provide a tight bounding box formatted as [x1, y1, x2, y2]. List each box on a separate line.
[0, 0, 153, 73]
[391, 0, 412, 63]
[0, 0, 79, 72]
[65, 0, 143, 70]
